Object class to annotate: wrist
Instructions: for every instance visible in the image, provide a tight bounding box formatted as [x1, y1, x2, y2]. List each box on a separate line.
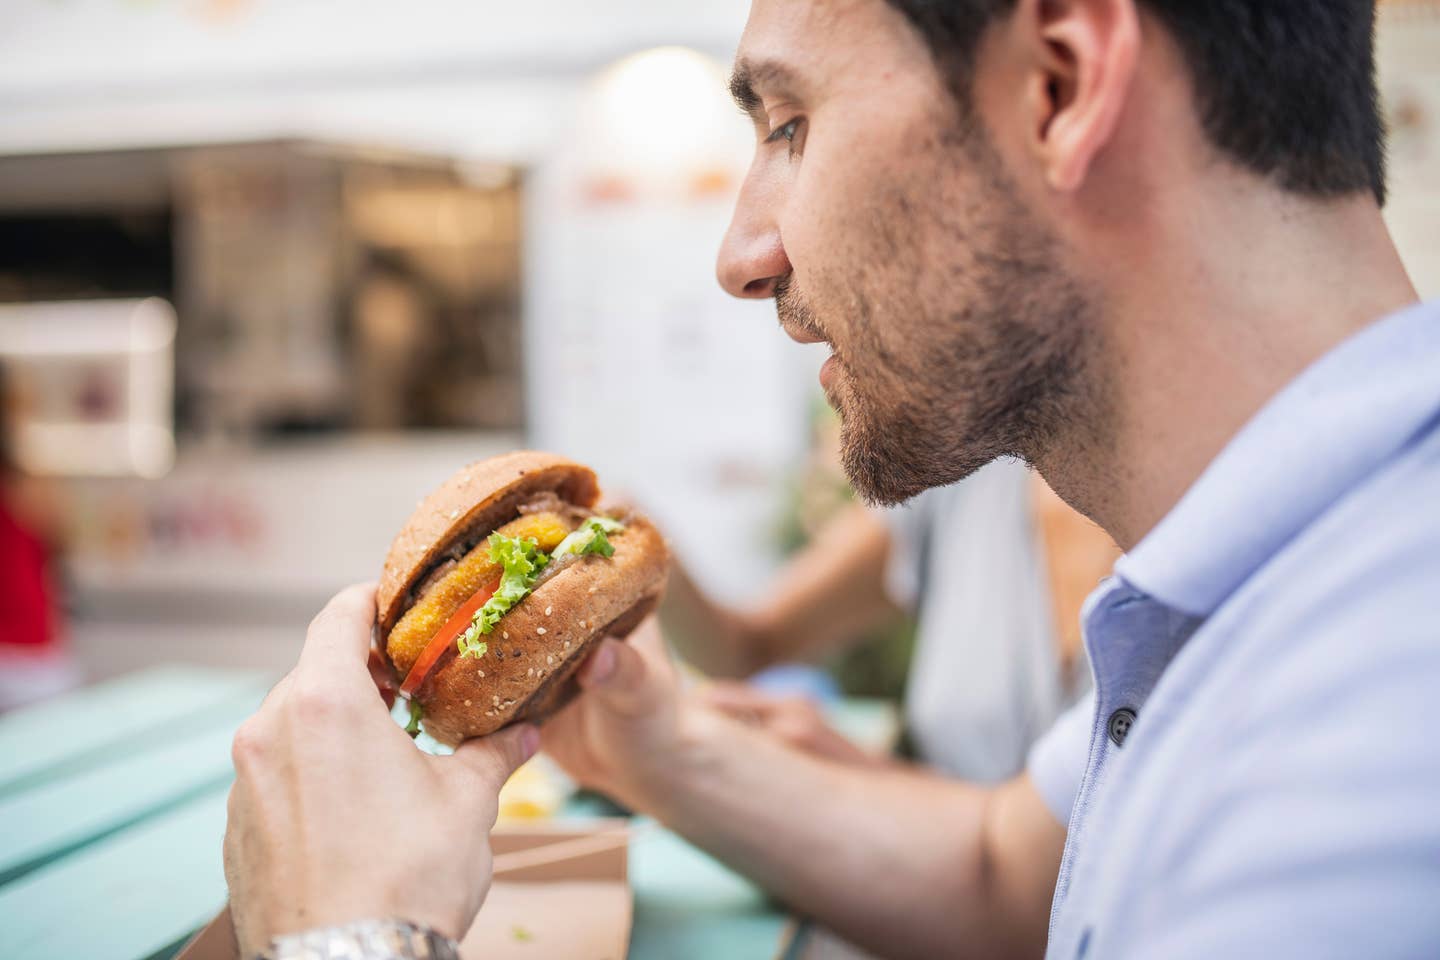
[255, 918, 460, 960]
[627, 699, 731, 823]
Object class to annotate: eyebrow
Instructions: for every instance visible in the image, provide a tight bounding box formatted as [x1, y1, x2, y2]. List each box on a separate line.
[728, 58, 804, 121]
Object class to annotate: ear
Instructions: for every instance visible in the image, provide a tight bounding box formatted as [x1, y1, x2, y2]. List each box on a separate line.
[1016, 0, 1139, 192]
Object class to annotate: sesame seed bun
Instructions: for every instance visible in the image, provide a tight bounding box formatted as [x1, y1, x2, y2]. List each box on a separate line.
[375, 451, 668, 745]
[416, 514, 668, 745]
[376, 451, 600, 635]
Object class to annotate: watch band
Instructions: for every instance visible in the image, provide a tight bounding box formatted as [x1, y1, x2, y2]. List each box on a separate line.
[259, 918, 460, 960]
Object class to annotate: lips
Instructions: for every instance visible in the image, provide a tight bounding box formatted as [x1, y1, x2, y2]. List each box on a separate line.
[780, 321, 828, 346]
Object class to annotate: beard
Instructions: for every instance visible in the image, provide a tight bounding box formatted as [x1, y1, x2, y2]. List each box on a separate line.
[777, 133, 1098, 506]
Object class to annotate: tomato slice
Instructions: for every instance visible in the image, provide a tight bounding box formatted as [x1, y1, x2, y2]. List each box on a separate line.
[399, 574, 502, 698]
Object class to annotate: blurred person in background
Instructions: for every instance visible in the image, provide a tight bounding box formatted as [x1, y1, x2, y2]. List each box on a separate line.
[0, 361, 79, 710]
[666, 456, 1118, 780]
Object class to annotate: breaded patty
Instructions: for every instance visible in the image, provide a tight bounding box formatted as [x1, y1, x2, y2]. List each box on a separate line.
[386, 511, 572, 676]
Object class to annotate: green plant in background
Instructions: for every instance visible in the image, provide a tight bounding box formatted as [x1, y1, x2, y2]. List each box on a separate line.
[775, 397, 917, 701]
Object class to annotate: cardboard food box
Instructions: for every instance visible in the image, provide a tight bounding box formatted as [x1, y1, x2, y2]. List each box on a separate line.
[177, 820, 632, 960]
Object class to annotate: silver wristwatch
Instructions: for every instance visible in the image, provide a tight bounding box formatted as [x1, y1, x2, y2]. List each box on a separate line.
[258, 918, 460, 960]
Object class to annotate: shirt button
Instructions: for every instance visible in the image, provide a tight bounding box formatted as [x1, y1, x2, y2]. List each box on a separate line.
[1107, 707, 1137, 746]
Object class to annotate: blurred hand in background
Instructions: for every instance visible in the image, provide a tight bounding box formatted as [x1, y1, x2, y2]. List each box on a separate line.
[694, 681, 876, 766]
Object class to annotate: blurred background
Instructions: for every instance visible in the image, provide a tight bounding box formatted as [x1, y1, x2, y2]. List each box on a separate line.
[1, 0, 1437, 709]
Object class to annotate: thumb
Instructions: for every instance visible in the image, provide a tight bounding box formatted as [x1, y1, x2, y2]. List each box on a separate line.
[443, 722, 541, 797]
[574, 633, 668, 719]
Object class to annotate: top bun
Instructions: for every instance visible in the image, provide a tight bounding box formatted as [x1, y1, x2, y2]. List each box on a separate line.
[376, 451, 600, 634]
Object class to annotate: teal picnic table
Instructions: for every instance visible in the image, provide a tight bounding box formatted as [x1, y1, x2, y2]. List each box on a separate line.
[0, 665, 894, 960]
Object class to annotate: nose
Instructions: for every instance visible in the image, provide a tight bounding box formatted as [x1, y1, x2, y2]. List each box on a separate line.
[717, 170, 791, 299]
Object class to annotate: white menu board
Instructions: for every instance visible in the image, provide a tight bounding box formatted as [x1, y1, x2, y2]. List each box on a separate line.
[523, 49, 825, 602]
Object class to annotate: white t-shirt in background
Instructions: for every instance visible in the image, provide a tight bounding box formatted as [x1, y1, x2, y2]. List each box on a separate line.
[882, 457, 1089, 782]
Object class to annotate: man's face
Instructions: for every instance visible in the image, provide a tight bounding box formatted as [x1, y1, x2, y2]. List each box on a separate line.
[719, 0, 1094, 504]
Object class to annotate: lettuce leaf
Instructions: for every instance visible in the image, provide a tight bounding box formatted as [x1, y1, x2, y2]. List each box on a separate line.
[457, 532, 551, 657]
[551, 515, 625, 560]
[456, 635, 488, 660]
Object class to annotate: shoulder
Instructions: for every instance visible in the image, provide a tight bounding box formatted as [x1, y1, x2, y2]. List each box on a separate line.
[1230, 418, 1440, 681]
[1107, 433, 1440, 955]
[1193, 420, 1440, 828]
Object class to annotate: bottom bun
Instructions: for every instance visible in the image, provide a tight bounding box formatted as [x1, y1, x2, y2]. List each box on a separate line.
[415, 516, 668, 745]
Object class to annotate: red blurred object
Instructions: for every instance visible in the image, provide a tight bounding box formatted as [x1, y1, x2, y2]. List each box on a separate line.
[0, 496, 57, 650]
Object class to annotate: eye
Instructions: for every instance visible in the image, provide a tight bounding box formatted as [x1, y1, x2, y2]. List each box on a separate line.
[765, 117, 806, 157]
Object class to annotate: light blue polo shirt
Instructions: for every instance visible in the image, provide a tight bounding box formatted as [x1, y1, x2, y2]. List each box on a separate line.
[1027, 300, 1440, 958]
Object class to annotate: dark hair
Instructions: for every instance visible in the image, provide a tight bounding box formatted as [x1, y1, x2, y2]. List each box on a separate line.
[885, 0, 1387, 204]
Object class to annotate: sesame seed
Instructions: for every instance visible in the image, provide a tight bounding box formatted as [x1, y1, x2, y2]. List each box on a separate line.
[545, 605, 552, 616]
[546, 655, 554, 664]
[578, 619, 586, 629]
[502, 631, 509, 640]
[464, 699, 472, 706]
[492, 696, 501, 704]
[448, 508, 461, 520]
[563, 640, 571, 648]
[477, 670, 485, 678]
[537, 626, 547, 635]
[588, 586, 597, 594]
[527, 667, 535, 677]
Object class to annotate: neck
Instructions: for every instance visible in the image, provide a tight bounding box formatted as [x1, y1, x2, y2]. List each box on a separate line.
[1039, 181, 1419, 551]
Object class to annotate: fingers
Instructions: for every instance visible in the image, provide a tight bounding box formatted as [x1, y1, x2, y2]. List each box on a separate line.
[694, 682, 777, 729]
[770, 701, 830, 744]
[695, 681, 777, 715]
[442, 723, 541, 808]
[692, 684, 853, 760]
[297, 583, 379, 681]
[759, 700, 870, 764]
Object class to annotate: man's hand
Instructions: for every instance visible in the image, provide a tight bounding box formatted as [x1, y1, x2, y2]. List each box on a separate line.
[694, 682, 877, 766]
[542, 621, 876, 811]
[539, 618, 689, 812]
[223, 584, 539, 956]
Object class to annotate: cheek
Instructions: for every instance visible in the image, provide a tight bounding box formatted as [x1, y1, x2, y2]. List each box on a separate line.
[786, 128, 909, 283]
[780, 150, 869, 301]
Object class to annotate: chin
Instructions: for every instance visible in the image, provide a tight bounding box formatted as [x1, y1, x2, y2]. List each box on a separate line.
[838, 396, 1001, 507]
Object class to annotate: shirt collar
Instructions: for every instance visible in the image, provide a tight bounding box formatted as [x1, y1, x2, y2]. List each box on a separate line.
[1116, 299, 1440, 617]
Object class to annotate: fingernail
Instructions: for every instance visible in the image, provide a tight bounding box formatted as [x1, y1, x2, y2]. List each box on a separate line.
[588, 642, 617, 683]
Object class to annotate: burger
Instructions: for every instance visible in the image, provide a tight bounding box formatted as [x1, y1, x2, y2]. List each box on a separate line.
[373, 451, 669, 745]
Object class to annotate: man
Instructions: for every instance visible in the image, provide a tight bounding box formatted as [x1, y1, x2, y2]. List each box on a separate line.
[224, 1, 1440, 958]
